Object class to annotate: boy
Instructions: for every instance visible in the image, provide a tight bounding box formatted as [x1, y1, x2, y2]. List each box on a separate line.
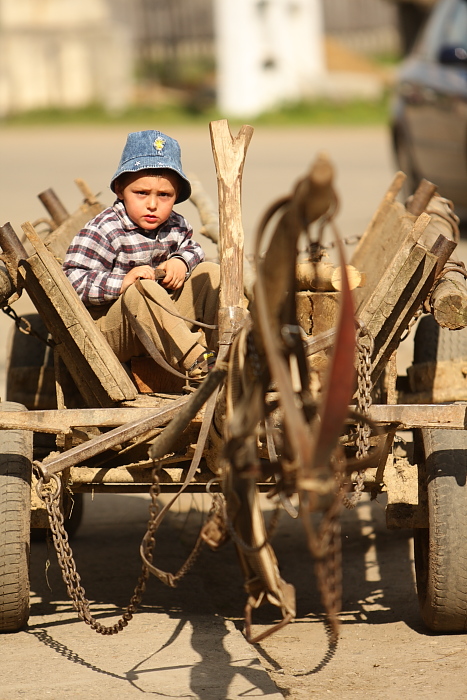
[63, 129, 219, 380]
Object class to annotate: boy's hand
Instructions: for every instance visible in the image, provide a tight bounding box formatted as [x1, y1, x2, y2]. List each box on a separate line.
[120, 264, 161, 293]
[156, 258, 188, 290]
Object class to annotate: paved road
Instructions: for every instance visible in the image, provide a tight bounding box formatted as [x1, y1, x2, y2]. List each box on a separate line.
[1, 124, 467, 699]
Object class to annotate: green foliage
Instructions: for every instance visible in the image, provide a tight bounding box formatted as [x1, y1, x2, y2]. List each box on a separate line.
[137, 56, 216, 91]
[0, 93, 391, 128]
[253, 94, 391, 126]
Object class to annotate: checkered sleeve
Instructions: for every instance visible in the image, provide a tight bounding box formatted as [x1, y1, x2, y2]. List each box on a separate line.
[63, 213, 125, 305]
[164, 213, 205, 274]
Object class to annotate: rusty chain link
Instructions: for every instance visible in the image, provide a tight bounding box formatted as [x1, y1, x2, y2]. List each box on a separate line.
[313, 515, 342, 644]
[244, 232, 363, 263]
[36, 462, 221, 635]
[1, 304, 54, 346]
[141, 465, 208, 584]
[36, 473, 149, 635]
[343, 322, 374, 509]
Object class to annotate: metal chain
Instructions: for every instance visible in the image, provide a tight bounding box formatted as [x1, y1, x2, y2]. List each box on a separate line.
[313, 515, 342, 644]
[322, 233, 362, 251]
[399, 306, 423, 343]
[36, 474, 149, 635]
[36, 462, 222, 634]
[244, 232, 362, 263]
[1, 304, 54, 346]
[141, 464, 211, 585]
[343, 323, 374, 509]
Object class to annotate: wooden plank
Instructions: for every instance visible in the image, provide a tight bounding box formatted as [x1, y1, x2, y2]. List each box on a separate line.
[361, 243, 432, 334]
[362, 245, 438, 382]
[23, 258, 131, 403]
[19, 262, 111, 406]
[19, 221, 137, 406]
[352, 207, 429, 314]
[351, 171, 407, 278]
[2, 401, 465, 433]
[369, 403, 467, 429]
[0, 400, 195, 432]
[349, 174, 445, 382]
[24, 223, 133, 385]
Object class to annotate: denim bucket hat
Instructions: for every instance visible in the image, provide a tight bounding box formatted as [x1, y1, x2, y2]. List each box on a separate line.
[110, 130, 191, 204]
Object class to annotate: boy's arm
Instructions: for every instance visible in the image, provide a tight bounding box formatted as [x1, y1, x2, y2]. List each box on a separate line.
[165, 213, 205, 277]
[63, 225, 124, 305]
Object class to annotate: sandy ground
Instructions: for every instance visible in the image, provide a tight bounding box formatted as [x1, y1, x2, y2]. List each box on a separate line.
[1, 124, 467, 698]
[3, 489, 466, 699]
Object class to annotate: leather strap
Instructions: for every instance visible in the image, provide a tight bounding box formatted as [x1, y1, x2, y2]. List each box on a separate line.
[139, 343, 229, 586]
[134, 277, 218, 330]
[121, 281, 188, 380]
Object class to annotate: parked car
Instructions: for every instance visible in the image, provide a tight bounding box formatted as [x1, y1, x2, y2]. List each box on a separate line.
[391, 0, 467, 218]
[389, 0, 436, 55]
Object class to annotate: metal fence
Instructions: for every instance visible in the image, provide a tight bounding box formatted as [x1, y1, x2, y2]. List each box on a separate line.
[323, 0, 399, 53]
[111, 0, 214, 63]
[111, 0, 399, 69]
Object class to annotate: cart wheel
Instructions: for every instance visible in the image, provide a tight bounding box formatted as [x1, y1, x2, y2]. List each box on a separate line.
[30, 490, 84, 542]
[6, 312, 83, 411]
[413, 315, 467, 631]
[5, 313, 55, 410]
[0, 401, 33, 632]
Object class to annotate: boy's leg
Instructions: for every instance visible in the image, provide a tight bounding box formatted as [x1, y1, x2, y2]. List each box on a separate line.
[94, 280, 203, 368]
[172, 262, 220, 351]
[94, 262, 220, 369]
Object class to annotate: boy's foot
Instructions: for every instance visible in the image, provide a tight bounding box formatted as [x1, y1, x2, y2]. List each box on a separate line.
[187, 350, 216, 380]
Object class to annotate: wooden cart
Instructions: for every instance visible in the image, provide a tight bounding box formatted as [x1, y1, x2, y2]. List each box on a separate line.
[1, 120, 467, 640]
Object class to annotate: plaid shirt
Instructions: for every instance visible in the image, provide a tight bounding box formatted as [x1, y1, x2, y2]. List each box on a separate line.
[63, 199, 204, 305]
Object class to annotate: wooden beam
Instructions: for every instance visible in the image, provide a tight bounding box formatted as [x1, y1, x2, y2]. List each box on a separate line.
[20, 221, 137, 406]
[209, 119, 253, 335]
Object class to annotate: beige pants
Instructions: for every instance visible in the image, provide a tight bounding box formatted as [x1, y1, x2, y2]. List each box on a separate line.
[91, 262, 220, 370]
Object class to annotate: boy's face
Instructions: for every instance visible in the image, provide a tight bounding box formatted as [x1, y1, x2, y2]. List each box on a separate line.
[115, 171, 178, 230]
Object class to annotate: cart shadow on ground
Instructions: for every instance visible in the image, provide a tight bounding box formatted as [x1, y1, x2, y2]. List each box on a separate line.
[26, 492, 280, 698]
[25, 487, 428, 692]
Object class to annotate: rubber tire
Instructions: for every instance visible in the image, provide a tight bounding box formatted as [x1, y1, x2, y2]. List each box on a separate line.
[0, 401, 33, 632]
[5, 313, 55, 411]
[413, 315, 467, 631]
[6, 315, 84, 540]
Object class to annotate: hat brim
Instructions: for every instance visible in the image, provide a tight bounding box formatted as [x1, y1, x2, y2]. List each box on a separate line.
[110, 163, 192, 204]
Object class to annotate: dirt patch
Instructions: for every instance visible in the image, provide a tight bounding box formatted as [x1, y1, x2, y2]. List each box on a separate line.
[325, 36, 395, 85]
[181, 492, 467, 699]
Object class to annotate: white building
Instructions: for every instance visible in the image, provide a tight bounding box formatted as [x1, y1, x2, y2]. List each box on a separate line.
[0, 0, 132, 116]
[214, 0, 326, 118]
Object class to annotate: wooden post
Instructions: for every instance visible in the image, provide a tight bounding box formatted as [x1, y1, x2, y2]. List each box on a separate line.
[209, 119, 254, 337]
[189, 170, 256, 300]
[38, 188, 70, 227]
